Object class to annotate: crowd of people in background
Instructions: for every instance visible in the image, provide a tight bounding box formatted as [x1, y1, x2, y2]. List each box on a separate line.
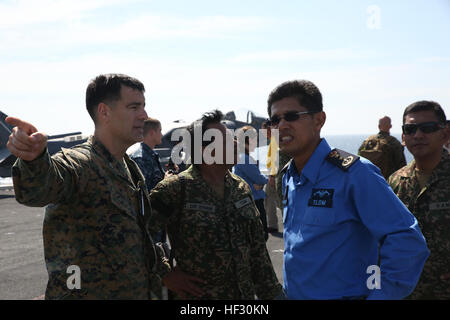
[5, 73, 449, 300]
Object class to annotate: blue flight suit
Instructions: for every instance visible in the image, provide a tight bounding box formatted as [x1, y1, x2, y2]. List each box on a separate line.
[282, 138, 429, 300]
[233, 153, 268, 201]
[233, 152, 270, 239]
[130, 142, 165, 192]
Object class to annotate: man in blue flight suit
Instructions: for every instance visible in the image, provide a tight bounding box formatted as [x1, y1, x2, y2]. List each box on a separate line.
[129, 117, 166, 193]
[267, 80, 429, 300]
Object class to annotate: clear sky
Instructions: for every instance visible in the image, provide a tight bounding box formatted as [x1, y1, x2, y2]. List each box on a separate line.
[1, 0, 449, 136]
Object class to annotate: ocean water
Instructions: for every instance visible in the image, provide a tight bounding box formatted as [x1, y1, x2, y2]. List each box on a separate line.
[253, 134, 413, 174]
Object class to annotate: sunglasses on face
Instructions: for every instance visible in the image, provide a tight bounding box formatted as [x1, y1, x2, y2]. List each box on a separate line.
[268, 111, 317, 126]
[402, 121, 445, 135]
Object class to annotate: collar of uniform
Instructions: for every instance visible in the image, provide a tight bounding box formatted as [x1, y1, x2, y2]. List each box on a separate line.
[238, 152, 256, 165]
[141, 142, 157, 157]
[397, 149, 449, 180]
[90, 135, 115, 164]
[428, 148, 450, 184]
[397, 160, 416, 179]
[90, 135, 137, 184]
[287, 138, 331, 185]
[124, 154, 146, 188]
[189, 163, 235, 194]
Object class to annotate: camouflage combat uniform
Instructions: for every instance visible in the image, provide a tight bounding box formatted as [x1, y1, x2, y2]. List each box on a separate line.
[149, 165, 283, 299]
[358, 131, 406, 179]
[12, 136, 170, 299]
[388, 149, 450, 299]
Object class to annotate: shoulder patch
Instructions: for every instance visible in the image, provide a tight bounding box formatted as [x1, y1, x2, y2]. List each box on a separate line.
[326, 148, 359, 171]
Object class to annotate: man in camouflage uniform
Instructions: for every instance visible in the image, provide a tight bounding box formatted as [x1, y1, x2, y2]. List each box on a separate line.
[6, 74, 172, 299]
[358, 116, 406, 179]
[388, 100, 449, 300]
[149, 110, 283, 299]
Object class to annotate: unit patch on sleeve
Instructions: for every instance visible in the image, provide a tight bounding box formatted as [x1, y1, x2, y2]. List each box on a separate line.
[234, 197, 252, 209]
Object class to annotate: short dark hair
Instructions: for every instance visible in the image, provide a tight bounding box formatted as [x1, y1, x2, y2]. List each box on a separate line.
[186, 109, 224, 166]
[267, 80, 323, 116]
[143, 117, 161, 136]
[403, 100, 447, 124]
[85, 73, 145, 122]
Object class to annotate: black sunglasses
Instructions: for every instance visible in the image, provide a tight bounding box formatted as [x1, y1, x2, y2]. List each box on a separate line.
[269, 111, 317, 126]
[402, 121, 445, 135]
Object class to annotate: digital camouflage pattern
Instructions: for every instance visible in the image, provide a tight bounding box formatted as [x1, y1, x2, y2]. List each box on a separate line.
[358, 131, 406, 179]
[388, 149, 450, 299]
[12, 136, 171, 299]
[149, 165, 283, 299]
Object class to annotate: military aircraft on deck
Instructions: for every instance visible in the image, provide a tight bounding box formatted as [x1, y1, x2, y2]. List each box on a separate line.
[0, 111, 88, 177]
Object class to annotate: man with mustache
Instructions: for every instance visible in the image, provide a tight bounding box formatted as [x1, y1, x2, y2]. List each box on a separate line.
[269, 80, 429, 300]
[388, 101, 449, 300]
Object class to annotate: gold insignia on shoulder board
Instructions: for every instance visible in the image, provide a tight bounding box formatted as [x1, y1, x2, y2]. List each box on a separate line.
[329, 151, 339, 158]
[342, 156, 354, 167]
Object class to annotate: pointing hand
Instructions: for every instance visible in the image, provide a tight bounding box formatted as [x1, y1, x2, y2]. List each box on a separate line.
[6, 117, 48, 161]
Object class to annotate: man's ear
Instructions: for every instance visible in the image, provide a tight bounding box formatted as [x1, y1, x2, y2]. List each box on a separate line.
[401, 133, 406, 147]
[440, 125, 450, 145]
[314, 111, 326, 131]
[97, 102, 111, 123]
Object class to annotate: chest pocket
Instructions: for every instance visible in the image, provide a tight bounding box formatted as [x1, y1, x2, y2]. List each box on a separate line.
[303, 207, 336, 226]
[179, 205, 221, 250]
[109, 183, 139, 220]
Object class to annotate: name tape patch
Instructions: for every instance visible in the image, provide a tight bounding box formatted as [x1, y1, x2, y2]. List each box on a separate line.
[234, 197, 252, 209]
[308, 188, 334, 208]
[429, 201, 450, 211]
[185, 203, 216, 213]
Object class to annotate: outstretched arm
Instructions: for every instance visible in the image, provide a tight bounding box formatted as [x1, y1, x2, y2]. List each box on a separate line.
[7, 116, 79, 207]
